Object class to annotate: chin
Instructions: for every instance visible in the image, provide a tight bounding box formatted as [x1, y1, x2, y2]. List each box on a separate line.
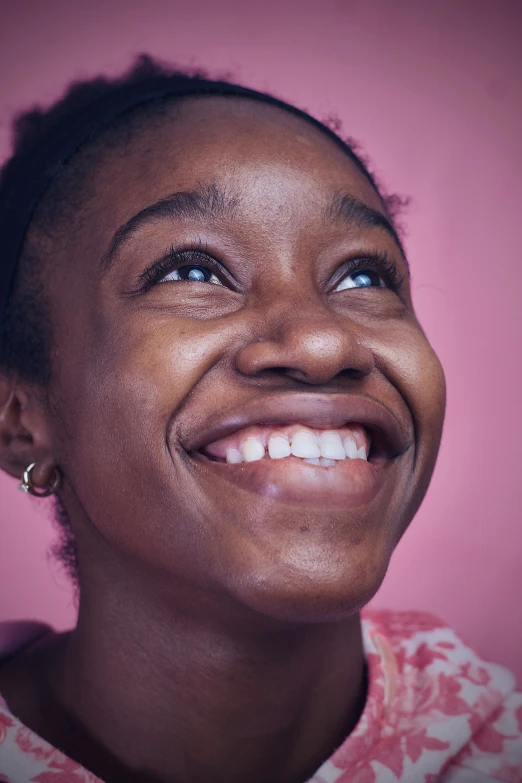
[225, 541, 391, 625]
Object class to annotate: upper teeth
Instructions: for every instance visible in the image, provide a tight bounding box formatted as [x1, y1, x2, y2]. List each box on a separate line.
[242, 439, 266, 463]
[226, 430, 368, 465]
[320, 431, 347, 460]
[268, 435, 291, 459]
[290, 431, 321, 459]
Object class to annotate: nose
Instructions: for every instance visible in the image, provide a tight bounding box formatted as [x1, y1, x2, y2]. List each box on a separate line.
[235, 303, 375, 386]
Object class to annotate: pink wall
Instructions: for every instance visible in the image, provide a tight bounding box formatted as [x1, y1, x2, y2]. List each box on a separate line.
[1, 0, 521, 683]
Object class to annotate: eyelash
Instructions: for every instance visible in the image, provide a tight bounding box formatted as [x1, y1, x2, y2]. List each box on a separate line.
[139, 245, 226, 291]
[138, 245, 406, 294]
[335, 251, 406, 295]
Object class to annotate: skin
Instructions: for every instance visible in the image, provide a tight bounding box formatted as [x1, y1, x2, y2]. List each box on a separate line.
[0, 96, 446, 783]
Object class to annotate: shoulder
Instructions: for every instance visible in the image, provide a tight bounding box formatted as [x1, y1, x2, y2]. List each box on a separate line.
[0, 622, 102, 783]
[361, 607, 517, 699]
[350, 608, 522, 781]
[0, 621, 54, 662]
[0, 621, 55, 709]
[446, 689, 522, 782]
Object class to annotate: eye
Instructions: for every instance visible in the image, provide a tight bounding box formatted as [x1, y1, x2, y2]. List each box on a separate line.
[160, 264, 223, 286]
[334, 268, 384, 291]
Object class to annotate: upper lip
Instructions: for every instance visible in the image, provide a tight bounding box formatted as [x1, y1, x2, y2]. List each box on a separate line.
[182, 393, 412, 461]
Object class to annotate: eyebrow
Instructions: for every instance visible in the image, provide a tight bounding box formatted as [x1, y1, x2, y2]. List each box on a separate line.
[101, 184, 239, 271]
[326, 193, 408, 265]
[101, 184, 408, 272]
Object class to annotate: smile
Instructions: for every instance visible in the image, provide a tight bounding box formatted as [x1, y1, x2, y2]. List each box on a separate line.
[201, 424, 370, 466]
[182, 393, 412, 509]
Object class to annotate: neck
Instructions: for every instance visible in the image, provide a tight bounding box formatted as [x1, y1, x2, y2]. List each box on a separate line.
[55, 558, 367, 783]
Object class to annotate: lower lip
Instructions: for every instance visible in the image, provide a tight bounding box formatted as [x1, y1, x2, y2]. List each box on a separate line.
[192, 454, 388, 509]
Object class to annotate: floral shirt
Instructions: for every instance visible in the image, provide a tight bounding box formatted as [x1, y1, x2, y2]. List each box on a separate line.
[0, 610, 521, 782]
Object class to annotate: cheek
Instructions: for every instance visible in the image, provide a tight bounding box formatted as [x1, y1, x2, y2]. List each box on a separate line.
[51, 315, 234, 565]
[374, 316, 446, 426]
[397, 330, 446, 439]
[373, 319, 446, 529]
[63, 311, 227, 423]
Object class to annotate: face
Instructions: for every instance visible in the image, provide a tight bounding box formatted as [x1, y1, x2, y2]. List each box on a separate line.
[36, 97, 445, 622]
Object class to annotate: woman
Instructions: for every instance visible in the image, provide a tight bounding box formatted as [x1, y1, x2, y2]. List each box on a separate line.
[0, 56, 520, 783]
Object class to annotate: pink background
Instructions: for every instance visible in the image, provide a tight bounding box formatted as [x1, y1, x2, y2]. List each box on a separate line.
[1, 0, 521, 682]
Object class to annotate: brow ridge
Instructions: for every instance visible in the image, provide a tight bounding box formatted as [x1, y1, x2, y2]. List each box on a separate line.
[326, 193, 407, 265]
[101, 184, 239, 271]
[101, 186, 408, 273]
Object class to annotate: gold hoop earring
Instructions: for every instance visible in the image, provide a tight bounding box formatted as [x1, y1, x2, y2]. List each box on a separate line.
[19, 463, 60, 497]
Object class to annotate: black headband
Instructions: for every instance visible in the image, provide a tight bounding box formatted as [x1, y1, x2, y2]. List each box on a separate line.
[0, 76, 271, 321]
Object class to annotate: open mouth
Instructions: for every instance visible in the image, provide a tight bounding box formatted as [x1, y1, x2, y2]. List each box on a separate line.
[198, 423, 372, 467]
[191, 428, 384, 509]
[190, 423, 386, 509]
[181, 394, 409, 508]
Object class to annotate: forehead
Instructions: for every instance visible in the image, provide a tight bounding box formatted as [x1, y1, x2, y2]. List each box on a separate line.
[80, 97, 385, 236]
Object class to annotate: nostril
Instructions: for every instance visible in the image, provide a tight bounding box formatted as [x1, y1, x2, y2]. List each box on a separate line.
[234, 329, 375, 385]
[265, 367, 294, 376]
[248, 367, 309, 383]
[338, 367, 367, 381]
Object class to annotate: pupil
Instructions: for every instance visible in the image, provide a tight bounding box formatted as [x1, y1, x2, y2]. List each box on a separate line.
[354, 272, 373, 287]
[183, 266, 208, 282]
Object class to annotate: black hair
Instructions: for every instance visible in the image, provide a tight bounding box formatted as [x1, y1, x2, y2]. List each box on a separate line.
[0, 54, 407, 585]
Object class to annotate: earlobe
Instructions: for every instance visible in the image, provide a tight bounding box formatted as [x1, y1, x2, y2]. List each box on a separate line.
[19, 462, 61, 496]
[0, 373, 58, 487]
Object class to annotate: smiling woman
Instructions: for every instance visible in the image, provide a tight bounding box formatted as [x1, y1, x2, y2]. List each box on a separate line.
[0, 56, 520, 783]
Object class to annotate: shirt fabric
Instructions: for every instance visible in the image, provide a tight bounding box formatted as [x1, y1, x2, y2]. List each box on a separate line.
[0, 610, 521, 783]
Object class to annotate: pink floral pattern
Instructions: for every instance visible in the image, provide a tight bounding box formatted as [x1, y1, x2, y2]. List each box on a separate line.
[0, 611, 521, 782]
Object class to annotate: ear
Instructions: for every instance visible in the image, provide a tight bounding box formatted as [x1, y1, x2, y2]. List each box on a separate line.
[0, 373, 58, 488]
